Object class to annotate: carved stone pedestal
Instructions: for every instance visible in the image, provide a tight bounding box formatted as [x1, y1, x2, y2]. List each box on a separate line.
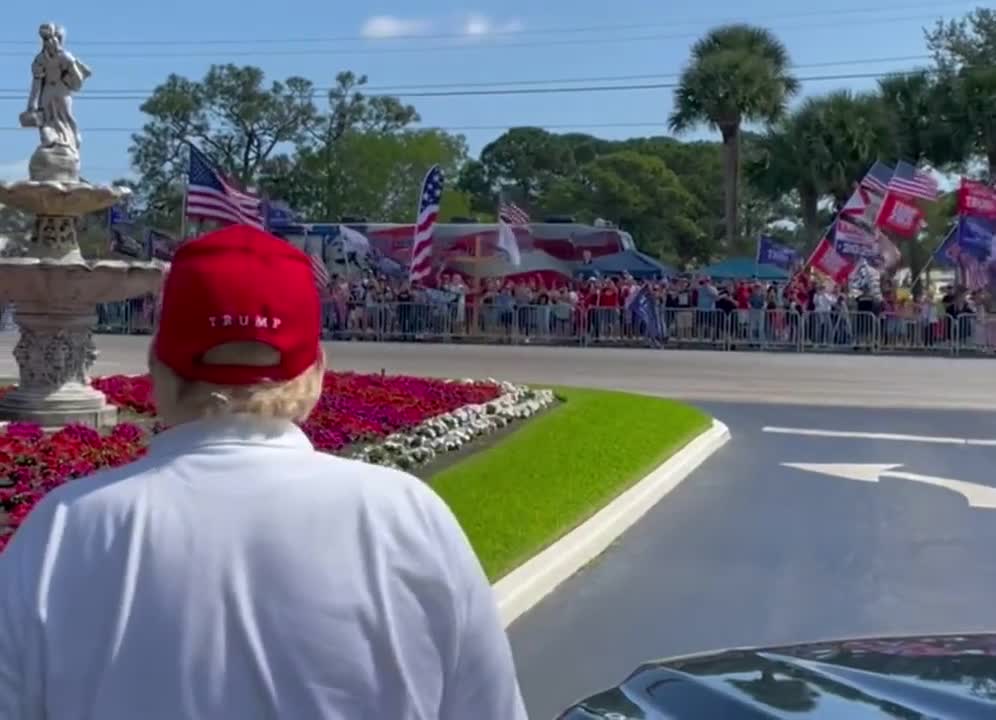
[0, 26, 167, 430]
[0, 309, 116, 428]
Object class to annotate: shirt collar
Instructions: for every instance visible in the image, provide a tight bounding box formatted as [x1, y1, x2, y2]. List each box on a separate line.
[147, 414, 313, 457]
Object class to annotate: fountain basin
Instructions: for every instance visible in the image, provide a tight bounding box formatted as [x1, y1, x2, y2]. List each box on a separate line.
[0, 258, 166, 428]
[0, 180, 129, 218]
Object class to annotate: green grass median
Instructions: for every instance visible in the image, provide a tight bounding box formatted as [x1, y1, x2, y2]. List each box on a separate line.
[431, 387, 711, 581]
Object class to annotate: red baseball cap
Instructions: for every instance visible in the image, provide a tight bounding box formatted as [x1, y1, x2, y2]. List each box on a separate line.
[153, 224, 321, 385]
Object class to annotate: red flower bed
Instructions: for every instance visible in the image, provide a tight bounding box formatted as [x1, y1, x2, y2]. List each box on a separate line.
[0, 423, 147, 552]
[0, 372, 500, 552]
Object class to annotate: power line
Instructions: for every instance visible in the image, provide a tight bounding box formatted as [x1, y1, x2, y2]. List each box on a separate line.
[0, 1, 971, 46]
[0, 68, 963, 104]
[0, 54, 932, 97]
[3, 122, 672, 135]
[6, 107, 992, 140]
[0, 11, 963, 59]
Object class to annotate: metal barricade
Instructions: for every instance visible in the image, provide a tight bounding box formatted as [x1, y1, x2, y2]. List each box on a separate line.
[723, 309, 799, 351]
[949, 312, 987, 356]
[964, 314, 996, 355]
[655, 308, 729, 348]
[81, 298, 996, 358]
[875, 312, 952, 354]
[94, 300, 156, 335]
[795, 311, 865, 352]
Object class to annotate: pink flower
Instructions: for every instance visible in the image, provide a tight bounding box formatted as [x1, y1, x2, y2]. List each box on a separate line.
[0, 371, 501, 552]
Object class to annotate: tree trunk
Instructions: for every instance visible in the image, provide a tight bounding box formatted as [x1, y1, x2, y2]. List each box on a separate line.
[799, 187, 820, 247]
[720, 125, 740, 251]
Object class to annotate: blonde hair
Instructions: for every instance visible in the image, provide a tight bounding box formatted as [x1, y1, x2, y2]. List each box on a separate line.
[148, 342, 324, 426]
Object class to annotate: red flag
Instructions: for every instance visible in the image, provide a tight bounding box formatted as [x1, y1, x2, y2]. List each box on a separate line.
[876, 193, 924, 238]
[957, 179, 996, 220]
[807, 234, 855, 284]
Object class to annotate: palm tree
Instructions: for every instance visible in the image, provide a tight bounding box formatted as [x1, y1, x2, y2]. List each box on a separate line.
[748, 90, 889, 247]
[796, 91, 889, 205]
[669, 24, 799, 251]
[878, 70, 968, 171]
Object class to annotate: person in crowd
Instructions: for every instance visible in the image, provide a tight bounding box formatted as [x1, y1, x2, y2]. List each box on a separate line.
[812, 282, 836, 345]
[747, 281, 766, 343]
[441, 272, 468, 332]
[0, 224, 527, 720]
[696, 276, 719, 340]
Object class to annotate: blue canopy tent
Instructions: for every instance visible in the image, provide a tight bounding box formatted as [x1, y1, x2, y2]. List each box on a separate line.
[696, 257, 789, 281]
[589, 250, 676, 279]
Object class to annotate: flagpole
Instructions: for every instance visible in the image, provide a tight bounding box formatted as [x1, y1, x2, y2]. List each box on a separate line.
[179, 143, 190, 241]
[753, 235, 760, 279]
[909, 222, 956, 293]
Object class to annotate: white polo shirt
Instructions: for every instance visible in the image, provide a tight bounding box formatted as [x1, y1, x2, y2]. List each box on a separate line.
[0, 415, 527, 720]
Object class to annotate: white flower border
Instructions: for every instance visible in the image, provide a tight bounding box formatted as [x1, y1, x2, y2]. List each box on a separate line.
[350, 380, 556, 471]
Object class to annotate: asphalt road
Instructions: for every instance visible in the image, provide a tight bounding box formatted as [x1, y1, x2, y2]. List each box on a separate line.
[4, 335, 996, 718]
[3, 334, 995, 409]
[510, 401, 996, 719]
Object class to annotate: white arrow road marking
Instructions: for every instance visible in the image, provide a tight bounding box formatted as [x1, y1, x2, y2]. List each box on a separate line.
[764, 426, 996, 446]
[782, 463, 996, 509]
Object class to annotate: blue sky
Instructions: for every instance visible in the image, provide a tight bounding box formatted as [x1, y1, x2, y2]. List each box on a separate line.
[0, 0, 980, 185]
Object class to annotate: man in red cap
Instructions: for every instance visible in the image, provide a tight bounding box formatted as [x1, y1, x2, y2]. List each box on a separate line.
[0, 225, 527, 719]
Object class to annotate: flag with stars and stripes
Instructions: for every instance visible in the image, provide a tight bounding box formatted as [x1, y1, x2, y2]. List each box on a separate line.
[498, 200, 530, 225]
[887, 160, 939, 201]
[859, 161, 895, 194]
[409, 165, 444, 282]
[185, 145, 264, 229]
[310, 254, 331, 295]
[302, 232, 332, 296]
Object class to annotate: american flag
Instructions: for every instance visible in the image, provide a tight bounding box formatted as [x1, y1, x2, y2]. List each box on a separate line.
[305, 234, 331, 294]
[887, 160, 939, 201]
[185, 146, 264, 229]
[410, 165, 444, 282]
[310, 254, 331, 293]
[499, 200, 530, 225]
[859, 161, 895, 194]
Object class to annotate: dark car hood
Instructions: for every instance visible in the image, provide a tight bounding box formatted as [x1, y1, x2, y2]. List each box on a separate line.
[557, 634, 996, 719]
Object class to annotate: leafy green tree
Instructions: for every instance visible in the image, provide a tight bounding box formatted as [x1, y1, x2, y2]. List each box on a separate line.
[669, 24, 799, 252]
[749, 90, 887, 243]
[473, 127, 578, 205]
[273, 129, 469, 221]
[545, 151, 707, 266]
[276, 71, 420, 219]
[454, 159, 493, 215]
[926, 8, 996, 177]
[748, 110, 822, 244]
[461, 129, 731, 256]
[617, 136, 725, 231]
[129, 64, 317, 230]
[878, 70, 969, 170]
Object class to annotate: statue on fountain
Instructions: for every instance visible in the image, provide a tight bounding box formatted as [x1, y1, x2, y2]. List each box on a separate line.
[20, 23, 92, 183]
[0, 23, 165, 428]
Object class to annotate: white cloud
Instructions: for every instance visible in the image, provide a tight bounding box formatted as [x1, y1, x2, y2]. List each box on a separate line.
[0, 159, 29, 183]
[461, 14, 523, 38]
[361, 15, 432, 39]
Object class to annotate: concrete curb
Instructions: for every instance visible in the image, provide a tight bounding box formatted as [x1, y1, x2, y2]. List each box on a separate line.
[493, 418, 731, 628]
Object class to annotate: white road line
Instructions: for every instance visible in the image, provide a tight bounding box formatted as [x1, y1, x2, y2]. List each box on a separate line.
[763, 426, 996, 446]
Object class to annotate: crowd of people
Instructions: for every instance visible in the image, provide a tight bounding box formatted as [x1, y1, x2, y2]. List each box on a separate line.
[310, 266, 984, 347]
[18, 263, 982, 351]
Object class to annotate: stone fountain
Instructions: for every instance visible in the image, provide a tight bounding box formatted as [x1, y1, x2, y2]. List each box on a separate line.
[0, 23, 165, 427]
